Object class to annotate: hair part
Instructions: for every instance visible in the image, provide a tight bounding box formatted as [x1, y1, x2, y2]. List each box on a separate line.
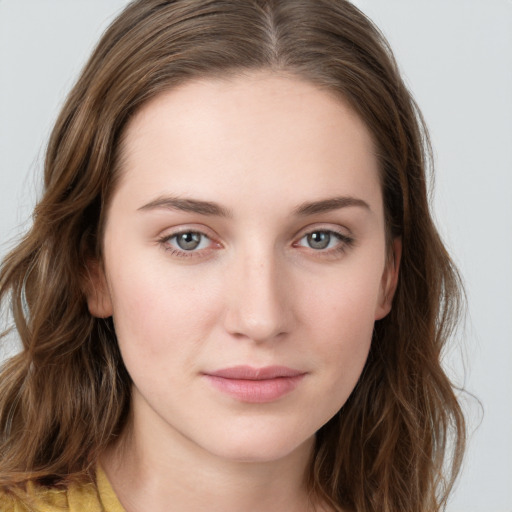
[0, 1, 465, 511]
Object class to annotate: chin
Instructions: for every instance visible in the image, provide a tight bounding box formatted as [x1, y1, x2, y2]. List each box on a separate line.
[196, 424, 317, 465]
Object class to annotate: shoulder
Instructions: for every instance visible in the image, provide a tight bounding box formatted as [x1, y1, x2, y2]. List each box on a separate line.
[0, 478, 102, 512]
[0, 489, 23, 512]
[0, 484, 67, 511]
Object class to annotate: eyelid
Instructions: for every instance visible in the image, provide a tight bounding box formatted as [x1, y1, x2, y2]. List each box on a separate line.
[157, 223, 220, 240]
[293, 222, 353, 241]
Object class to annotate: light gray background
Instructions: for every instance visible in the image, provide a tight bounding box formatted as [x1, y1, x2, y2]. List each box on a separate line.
[1, 1, 511, 511]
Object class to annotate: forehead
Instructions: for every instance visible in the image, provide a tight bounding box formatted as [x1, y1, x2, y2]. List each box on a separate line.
[114, 71, 382, 215]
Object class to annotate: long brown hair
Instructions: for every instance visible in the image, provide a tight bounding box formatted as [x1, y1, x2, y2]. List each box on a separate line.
[0, 1, 465, 510]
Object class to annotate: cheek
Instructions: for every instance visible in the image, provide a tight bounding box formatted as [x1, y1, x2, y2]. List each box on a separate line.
[300, 263, 382, 401]
[304, 260, 382, 340]
[107, 259, 221, 371]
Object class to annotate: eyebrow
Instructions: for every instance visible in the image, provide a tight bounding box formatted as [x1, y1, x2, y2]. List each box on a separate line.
[138, 194, 370, 217]
[293, 196, 371, 216]
[138, 196, 232, 217]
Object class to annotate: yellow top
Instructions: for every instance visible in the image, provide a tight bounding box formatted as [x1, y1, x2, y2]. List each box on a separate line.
[0, 466, 125, 512]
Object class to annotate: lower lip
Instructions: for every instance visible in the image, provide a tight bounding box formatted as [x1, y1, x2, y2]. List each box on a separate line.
[204, 375, 305, 403]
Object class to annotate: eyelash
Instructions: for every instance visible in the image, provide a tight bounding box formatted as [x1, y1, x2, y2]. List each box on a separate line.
[158, 228, 355, 259]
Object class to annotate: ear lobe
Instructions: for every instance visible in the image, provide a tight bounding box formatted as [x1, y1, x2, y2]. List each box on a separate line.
[84, 259, 113, 318]
[375, 237, 402, 320]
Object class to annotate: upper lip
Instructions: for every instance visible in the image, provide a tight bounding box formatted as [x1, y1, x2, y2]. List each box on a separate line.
[205, 365, 305, 380]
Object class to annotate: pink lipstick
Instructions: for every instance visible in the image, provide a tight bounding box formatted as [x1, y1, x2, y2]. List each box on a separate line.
[203, 365, 305, 403]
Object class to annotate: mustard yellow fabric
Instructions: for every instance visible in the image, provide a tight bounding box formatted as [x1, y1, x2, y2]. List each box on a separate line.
[0, 465, 125, 512]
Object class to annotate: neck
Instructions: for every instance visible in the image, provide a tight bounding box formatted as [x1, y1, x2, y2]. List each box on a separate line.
[101, 405, 322, 512]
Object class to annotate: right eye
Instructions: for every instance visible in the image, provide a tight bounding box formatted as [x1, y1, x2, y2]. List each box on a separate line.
[160, 230, 214, 256]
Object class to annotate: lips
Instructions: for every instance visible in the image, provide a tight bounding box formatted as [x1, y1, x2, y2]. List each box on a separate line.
[203, 365, 306, 403]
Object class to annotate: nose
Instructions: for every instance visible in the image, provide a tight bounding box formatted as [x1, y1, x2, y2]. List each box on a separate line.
[222, 249, 294, 343]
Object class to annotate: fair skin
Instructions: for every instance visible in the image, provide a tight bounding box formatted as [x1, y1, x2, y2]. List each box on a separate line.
[88, 71, 400, 512]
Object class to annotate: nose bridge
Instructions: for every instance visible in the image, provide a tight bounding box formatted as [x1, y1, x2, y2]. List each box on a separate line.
[223, 243, 292, 342]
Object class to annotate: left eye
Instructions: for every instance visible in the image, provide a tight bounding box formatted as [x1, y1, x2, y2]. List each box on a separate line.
[297, 231, 343, 250]
[167, 231, 211, 251]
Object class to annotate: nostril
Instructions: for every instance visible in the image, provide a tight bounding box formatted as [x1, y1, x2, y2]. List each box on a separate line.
[222, 290, 292, 343]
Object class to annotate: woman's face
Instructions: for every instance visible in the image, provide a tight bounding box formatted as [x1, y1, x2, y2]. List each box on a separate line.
[89, 72, 399, 463]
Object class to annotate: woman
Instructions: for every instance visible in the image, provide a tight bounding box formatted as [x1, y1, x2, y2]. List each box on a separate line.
[0, 1, 465, 511]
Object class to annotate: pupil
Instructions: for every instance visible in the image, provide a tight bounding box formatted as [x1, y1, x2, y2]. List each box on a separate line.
[177, 232, 201, 250]
[308, 231, 330, 250]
